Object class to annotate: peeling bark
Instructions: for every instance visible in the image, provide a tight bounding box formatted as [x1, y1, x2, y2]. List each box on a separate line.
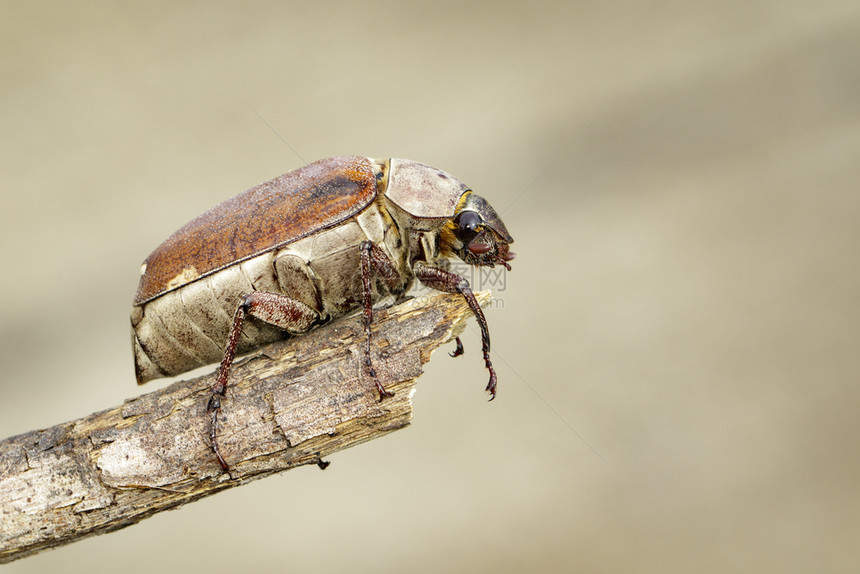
[0, 291, 489, 564]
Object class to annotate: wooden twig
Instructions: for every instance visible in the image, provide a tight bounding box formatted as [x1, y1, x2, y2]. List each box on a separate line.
[0, 291, 489, 564]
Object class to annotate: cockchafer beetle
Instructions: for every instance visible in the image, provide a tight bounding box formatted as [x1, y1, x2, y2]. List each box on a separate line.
[130, 156, 515, 470]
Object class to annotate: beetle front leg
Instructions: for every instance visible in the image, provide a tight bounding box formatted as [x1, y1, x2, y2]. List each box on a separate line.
[208, 292, 317, 471]
[413, 262, 497, 399]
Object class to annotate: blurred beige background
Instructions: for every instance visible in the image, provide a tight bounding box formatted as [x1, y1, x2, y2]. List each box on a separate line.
[2, 1, 859, 572]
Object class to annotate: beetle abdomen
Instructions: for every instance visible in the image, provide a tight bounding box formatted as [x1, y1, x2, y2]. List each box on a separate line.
[132, 250, 293, 382]
[131, 199, 408, 384]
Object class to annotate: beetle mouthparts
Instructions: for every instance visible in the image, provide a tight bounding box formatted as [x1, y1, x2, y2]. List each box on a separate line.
[467, 240, 492, 255]
[497, 251, 515, 271]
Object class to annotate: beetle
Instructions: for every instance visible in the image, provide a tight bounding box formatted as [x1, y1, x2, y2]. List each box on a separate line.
[131, 156, 514, 470]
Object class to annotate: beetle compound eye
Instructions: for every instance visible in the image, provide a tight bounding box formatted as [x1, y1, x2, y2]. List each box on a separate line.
[458, 211, 481, 233]
[456, 210, 483, 245]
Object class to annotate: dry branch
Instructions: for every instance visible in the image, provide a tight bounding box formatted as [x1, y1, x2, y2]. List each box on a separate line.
[0, 291, 490, 564]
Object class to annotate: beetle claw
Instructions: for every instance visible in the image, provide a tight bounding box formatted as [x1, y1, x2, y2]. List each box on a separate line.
[449, 336, 464, 358]
[374, 379, 395, 401]
[213, 445, 230, 474]
[485, 369, 497, 400]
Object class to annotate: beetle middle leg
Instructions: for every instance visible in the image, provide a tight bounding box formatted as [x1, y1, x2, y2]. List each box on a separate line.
[207, 292, 317, 471]
[413, 261, 498, 399]
[360, 241, 405, 400]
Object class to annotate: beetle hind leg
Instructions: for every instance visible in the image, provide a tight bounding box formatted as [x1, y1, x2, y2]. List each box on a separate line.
[208, 292, 319, 471]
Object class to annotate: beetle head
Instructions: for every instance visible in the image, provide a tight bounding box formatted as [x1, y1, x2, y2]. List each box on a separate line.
[442, 192, 515, 270]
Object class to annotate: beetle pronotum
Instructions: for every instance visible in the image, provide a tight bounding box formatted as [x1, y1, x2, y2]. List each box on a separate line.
[131, 156, 514, 470]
